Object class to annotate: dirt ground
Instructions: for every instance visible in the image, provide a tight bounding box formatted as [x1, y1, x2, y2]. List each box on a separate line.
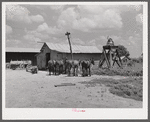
[5, 69, 142, 108]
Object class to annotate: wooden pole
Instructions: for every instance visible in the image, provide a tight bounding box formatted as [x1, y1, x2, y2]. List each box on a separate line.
[116, 49, 122, 67]
[103, 48, 110, 68]
[109, 49, 113, 68]
[65, 32, 73, 60]
[99, 57, 105, 68]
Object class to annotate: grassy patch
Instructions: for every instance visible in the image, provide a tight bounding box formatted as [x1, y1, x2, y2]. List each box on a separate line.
[98, 77, 143, 101]
[80, 77, 143, 101]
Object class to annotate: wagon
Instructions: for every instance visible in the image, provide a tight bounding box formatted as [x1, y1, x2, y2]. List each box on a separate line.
[9, 60, 32, 70]
[10, 64, 20, 70]
[26, 64, 38, 74]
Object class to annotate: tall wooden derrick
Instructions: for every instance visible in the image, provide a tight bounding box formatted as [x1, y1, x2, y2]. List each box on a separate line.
[99, 38, 122, 68]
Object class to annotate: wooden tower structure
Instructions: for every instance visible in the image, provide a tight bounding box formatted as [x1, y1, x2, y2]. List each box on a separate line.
[99, 38, 122, 68]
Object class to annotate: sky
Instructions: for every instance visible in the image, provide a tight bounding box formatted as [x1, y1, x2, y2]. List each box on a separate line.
[5, 3, 143, 58]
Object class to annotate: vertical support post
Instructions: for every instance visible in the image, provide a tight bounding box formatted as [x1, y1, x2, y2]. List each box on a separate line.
[116, 49, 122, 67]
[99, 57, 105, 68]
[103, 48, 110, 68]
[109, 49, 113, 68]
[65, 32, 73, 60]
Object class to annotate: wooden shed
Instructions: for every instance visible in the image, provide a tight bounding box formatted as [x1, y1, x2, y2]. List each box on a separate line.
[36, 42, 102, 69]
[6, 47, 40, 65]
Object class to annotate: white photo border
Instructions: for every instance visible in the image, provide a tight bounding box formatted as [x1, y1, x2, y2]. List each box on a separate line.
[2, 1, 148, 120]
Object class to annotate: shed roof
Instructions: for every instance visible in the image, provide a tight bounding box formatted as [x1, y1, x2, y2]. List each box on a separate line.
[6, 47, 40, 53]
[45, 42, 101, 53]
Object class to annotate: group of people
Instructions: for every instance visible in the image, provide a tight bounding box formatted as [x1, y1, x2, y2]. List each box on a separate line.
[47, 58, 95, 77]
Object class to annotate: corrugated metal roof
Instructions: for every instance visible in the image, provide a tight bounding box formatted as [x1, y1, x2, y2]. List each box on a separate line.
[6, 47, 40, 53]
[46, 42, 101, 53]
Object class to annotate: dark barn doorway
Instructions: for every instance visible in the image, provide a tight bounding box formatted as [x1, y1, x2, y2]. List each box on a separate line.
[46, 53, 50, 67]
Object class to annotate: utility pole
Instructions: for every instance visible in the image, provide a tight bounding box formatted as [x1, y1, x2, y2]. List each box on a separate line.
[65, 32, 73, 60]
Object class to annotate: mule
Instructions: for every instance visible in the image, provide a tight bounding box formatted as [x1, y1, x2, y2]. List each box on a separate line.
[65, 60, 81, 76]
[48, 60, 57, 75]
[63, 57, 68, 74]
[48, 58, 67, 75]
[81, 58, 95, 77]
[55, 60, 64, 75]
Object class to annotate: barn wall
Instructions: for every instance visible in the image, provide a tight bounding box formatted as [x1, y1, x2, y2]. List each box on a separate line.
[36, 53, 43, 69]
[36, 45, 51, 69]
[51, 50, 66, 60]
[50, 52, 101, 60]
[37, 51, 101, 69]
[37, 50, 62, 69]
[65, 53, 102, 60]
[50, 52, 101, 61]
[51, 50, 58, 60]
[6, 52, 38, 65]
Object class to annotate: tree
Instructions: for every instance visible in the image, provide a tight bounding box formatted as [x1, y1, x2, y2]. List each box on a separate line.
[117, 45, 130, 57]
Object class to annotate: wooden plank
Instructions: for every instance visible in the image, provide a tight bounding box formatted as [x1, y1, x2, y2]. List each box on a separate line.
[54, 83, 76, 87]
[103, 49, 110, 68]
[107, 50, 111, 67]
[116, 60, 121, 67]
[109, 51, 113, 68]
[99, 52, 105, 67]
[103, 45, 118, 50]
[116, 49, 122, 66]
[99, 57, 105, 68]
[112, 60, 116, 67]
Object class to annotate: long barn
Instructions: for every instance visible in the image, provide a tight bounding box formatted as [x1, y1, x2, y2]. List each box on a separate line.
[36, 42, 102, 69]
[6, 47, 40, 65]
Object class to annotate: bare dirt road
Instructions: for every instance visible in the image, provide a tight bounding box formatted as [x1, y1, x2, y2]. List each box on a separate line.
[5, 69, 142, 108]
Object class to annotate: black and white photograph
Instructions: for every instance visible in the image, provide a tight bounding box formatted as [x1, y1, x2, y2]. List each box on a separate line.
[2, 2, 148, 120]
